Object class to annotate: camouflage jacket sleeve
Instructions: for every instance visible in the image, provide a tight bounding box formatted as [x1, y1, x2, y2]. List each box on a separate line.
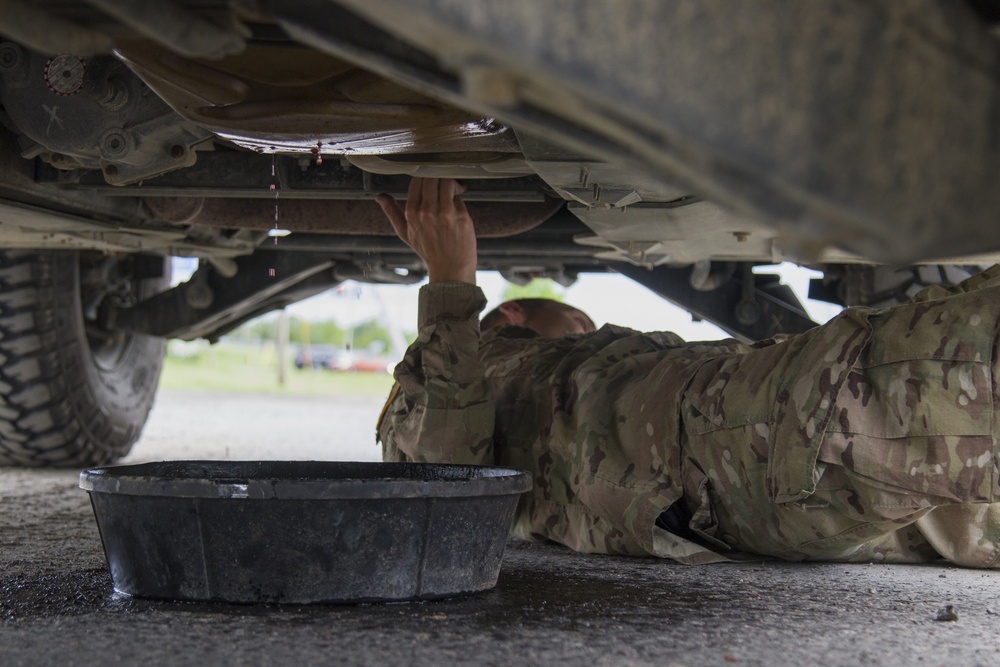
[377, 282, 495, 466]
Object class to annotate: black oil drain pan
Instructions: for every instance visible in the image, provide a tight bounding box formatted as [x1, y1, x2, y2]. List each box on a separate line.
[79, 460, 531, 604]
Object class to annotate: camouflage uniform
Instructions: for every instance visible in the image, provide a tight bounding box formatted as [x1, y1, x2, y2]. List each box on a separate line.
[377, 267, 1000, 567]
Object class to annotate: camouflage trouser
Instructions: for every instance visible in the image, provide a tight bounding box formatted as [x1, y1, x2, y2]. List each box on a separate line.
[680, 270, 1000, 567]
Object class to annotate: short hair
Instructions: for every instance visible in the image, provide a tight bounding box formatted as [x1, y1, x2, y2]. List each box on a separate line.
[480, 298, 594, 331]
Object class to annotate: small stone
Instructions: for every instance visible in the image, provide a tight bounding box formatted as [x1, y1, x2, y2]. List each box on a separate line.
[935, 605, 959, 622]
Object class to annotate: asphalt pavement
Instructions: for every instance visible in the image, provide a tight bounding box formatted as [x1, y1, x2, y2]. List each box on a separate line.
[2, 389, 999, 666]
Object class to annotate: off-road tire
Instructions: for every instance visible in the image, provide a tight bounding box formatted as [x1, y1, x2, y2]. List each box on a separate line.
[0, 250, 165, 467]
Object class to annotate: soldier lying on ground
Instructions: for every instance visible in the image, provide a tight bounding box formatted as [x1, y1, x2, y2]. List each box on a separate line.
[375, 177, 1000, 568]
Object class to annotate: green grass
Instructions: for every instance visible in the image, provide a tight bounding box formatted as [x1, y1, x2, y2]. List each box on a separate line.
[160, 341, 396, 397]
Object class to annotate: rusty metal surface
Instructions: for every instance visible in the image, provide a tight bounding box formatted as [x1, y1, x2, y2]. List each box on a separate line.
[114, 39, 519, 156]
[143, 196, 564, 237]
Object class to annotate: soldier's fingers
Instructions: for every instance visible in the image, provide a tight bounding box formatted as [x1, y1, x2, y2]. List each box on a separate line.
[404, 177, 423, 221]
[439, 178, 457, 209]
[441, 179, 468, 205]
[452, 191, 471, 221]
[375, 194, 408, 242]
[419, 177, 441, 217]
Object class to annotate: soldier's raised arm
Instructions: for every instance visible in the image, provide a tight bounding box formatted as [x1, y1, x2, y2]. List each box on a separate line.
[375, 178, 495, 467]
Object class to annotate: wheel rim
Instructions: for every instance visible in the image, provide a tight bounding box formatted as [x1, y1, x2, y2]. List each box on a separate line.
[80, 254, 139, 372]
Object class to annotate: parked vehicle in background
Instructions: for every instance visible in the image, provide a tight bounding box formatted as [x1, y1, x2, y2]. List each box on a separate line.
[294, 345, 390, 373]
[1, 0, 998, 466]
[338, 350, 392, 374]
[293, 346, 347, 371]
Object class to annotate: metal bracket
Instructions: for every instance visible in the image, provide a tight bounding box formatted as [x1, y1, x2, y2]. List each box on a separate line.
[613, 262, 817, 342]
[103, 250, 341, 342]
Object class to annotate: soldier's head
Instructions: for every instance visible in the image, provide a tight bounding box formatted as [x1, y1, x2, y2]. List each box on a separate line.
[481, 298, 596, 339]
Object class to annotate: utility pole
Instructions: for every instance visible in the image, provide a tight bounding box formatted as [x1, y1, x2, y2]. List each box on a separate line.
[276, 309, 289, 386]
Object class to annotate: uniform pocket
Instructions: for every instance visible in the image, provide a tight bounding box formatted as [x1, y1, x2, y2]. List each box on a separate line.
[766, 310, 872, 503]
[682, 310, 873, 504]
[819, 291, 1000, 505]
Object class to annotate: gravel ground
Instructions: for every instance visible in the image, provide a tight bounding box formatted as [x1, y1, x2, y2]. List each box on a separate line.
[2, 389, 1000, 666]
[121, 388, 385, 464]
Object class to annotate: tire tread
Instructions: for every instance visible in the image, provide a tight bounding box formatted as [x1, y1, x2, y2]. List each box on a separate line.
[0, 250, 163, 467]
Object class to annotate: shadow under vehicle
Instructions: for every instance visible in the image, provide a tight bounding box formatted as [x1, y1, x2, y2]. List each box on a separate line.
[1, 0, 998, 466]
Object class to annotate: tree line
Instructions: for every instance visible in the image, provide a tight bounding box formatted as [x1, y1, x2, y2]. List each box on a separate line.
[227, 278, 565, 349]
[230, 316, 393, 351]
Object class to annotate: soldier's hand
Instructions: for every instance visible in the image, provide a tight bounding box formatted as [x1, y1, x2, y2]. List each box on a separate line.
[376, 178, 477, 285]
